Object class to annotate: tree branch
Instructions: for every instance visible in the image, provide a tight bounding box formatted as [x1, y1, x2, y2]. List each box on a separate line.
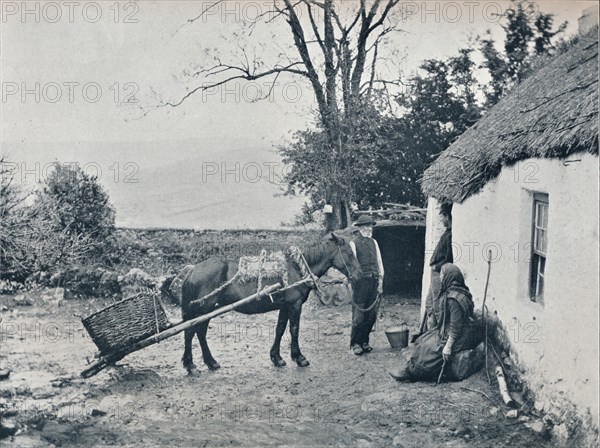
[366, 41, 379, 98]
[303, 0, 327, 57]
[368, 0, 400, 33]
[171, 0, 226, 37]
[149, 63, 309, 112]
[282, 0, 328, 123]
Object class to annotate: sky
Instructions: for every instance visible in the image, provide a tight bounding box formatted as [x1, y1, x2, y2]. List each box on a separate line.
[0, 1, 593, 228]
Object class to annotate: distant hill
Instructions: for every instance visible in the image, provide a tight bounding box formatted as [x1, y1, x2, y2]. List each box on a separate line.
[1, 140, 306, 229]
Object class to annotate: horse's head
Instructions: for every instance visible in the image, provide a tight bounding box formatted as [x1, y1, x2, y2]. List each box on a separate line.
[329, 232, 362, 283]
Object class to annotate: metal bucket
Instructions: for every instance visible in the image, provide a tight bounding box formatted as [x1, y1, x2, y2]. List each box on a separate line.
[385, 326, 409, 349]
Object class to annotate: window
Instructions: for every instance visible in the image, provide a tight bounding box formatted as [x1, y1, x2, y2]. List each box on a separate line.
[530, 193, 548, 304]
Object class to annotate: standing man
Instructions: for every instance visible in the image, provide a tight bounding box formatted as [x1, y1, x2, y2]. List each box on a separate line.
[419, 203, 453, 336]
[348, 215, 385, 356]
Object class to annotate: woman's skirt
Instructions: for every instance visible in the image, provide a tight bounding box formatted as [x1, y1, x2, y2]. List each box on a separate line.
[389, 320, 484, 382]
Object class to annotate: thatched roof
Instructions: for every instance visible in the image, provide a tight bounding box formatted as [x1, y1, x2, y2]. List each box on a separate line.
[421, 31, 599, 203]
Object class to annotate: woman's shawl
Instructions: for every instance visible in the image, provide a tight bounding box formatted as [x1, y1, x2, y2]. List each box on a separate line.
[437, 264, 475, 335]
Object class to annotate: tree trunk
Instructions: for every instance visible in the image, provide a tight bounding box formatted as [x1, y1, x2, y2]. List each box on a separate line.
[325, 189, 351, 232]
[343, 198, 352, 228]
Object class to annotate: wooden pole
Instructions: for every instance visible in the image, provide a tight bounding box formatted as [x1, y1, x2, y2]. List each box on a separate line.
[481, 250, 492, 319]
[436, 358, 447, 386]
[482, 250, 493, 384]
[495, 366, 516, 407]
[81, 282, 284, 378]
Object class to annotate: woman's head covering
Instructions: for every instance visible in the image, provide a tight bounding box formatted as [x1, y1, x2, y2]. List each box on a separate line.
[440, 263, 468, 293]
[437, 264, 474, 328]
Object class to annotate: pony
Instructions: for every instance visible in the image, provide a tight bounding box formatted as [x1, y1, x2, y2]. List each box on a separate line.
[180, 233, 361, 375]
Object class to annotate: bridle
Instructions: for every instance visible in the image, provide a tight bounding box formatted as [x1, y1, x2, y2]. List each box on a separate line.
[287, 244, 324, 297]
[288, 242, 355, 304]
[299, 249, 324, 297]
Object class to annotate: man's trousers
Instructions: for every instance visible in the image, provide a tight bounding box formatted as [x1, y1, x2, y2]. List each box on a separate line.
[350, 276, 379, 347]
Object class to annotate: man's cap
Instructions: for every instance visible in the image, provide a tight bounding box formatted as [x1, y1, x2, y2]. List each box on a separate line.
[353, 215, 376, 227]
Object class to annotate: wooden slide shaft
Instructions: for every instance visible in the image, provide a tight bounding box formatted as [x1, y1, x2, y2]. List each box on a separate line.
[81, 282, 284, 378]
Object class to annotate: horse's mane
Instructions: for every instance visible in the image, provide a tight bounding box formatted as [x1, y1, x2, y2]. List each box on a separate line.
[290, 237, 334, 266]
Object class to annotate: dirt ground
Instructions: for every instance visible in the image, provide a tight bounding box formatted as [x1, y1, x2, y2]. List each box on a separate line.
[0, 291, 553, 447]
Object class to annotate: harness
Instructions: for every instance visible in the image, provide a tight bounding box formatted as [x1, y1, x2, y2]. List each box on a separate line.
[238, 249, 289, 293]
[287, 245, 325, 302]
[190, 245, 324, 308]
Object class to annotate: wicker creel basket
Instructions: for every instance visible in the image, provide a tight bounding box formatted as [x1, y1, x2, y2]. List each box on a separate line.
[82, 292, 171, 355]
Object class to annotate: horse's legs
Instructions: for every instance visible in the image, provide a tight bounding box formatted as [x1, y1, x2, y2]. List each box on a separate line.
[196, 320, 220, 370]
[183, 328, 200, 375]
[288, 302, 310, 367]
[270, 308, 288, 367]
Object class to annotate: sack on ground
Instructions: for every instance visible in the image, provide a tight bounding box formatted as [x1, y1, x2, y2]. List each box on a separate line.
[388, 345, 413, 381]
[407, 329, 445, 381]
[447, 342, 485, 380]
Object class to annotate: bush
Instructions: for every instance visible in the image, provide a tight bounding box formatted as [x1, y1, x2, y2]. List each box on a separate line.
[29, 164, 115, 271]
[0, 158, 37, 281]
[0, 161, 116, 279]
[35, 163, 115, 242]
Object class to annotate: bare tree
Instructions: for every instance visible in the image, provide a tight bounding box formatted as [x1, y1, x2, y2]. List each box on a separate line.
[155, 0, 403, 230]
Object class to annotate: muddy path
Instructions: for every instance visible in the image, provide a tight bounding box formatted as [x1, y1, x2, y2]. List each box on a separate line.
[0, 292, 552, 447]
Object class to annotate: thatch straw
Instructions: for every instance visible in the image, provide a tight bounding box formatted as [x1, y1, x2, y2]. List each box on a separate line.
[421, 30, 599, 203]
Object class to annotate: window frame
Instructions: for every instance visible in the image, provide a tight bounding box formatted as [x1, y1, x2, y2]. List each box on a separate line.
[529, 192, 549, 304]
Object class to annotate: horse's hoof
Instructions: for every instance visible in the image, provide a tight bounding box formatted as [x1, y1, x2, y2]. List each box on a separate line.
[293, 356, 310, 367]
[271, 357, 287, 368]
[186, 366, 200, 377]
[207, 362, 221, 371]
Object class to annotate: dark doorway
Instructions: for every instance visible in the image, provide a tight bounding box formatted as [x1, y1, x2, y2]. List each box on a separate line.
[373, 221, 425, 298]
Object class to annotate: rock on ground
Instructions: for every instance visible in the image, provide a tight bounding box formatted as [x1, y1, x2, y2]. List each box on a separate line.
[40, 288, 65, 306]
[309, 268, 353, 306]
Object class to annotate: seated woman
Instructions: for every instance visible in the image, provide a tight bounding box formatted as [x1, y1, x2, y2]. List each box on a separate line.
[390, 263, 484, 382]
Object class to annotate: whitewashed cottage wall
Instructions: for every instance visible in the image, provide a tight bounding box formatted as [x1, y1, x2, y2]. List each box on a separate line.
[422, 152, 599, 430]
[420, 198, 446, 319]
